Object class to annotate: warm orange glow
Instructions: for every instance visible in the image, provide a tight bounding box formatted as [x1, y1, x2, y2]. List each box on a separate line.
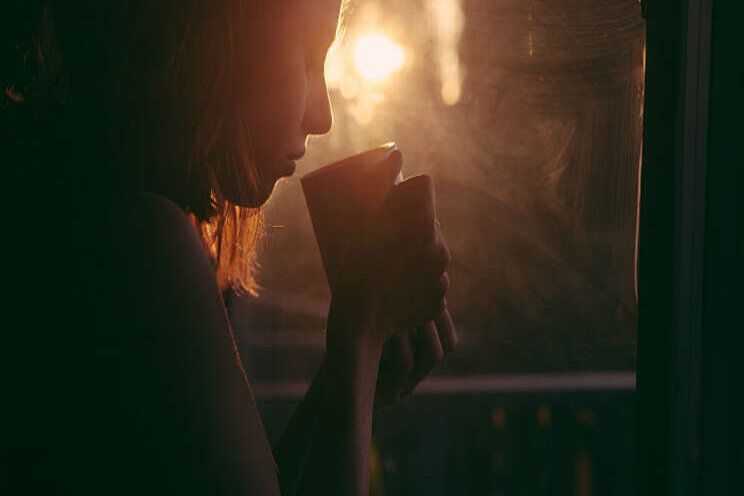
[322, 3, 409, 125]
[4, 86, 24, 103]
[353, 34, 405, 82]
[324, 42, 343, 88]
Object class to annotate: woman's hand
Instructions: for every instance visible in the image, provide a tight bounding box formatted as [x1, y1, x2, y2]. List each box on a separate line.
[375, 308, 457, 407]
[327, 174, 452, 352]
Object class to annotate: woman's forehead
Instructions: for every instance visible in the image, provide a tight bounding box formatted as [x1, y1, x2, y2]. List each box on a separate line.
[267, 0, 342, 35]
[290, 0, 344, 45]
[254, 0, 343, 44]
[299, 0, 344, 27]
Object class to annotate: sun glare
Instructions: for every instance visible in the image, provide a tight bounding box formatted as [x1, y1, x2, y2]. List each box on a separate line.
[353, 34, 405, 83]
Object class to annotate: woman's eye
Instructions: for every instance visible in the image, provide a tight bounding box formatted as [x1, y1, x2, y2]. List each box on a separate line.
[305, 47, 327, 72]
[305, 50, 319, 68]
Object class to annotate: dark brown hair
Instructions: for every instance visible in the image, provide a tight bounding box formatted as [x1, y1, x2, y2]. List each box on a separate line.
[3, 0, 262, 293]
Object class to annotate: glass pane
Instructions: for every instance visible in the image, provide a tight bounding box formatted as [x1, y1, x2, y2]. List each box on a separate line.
[232, 0, 644, 494]
[233, 0, 644, 376]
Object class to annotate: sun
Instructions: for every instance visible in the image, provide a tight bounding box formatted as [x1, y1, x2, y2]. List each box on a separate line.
[353, 34, 405, 83]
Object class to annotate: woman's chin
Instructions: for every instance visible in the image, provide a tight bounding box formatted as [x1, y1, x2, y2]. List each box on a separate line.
[219, 160, 295, 208]
[256, 179, 277, 206]
[255, 161, 296, 205]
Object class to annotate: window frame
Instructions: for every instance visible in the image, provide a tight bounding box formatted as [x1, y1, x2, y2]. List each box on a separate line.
[635, 0, 740, 494]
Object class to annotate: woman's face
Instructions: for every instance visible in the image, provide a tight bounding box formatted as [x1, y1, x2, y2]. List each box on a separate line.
[239, 0, 342, 206]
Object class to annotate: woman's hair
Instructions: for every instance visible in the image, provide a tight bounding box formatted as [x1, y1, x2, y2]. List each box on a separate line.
[3, 0, 262, 294]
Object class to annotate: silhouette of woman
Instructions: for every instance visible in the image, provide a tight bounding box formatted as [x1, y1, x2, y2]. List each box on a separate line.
[3, 1, 454, 493]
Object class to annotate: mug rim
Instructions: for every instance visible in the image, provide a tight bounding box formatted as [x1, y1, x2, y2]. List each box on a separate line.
[300, 142, 397, 183]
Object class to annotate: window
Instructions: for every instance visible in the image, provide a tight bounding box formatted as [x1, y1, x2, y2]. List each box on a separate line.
[231, 1, 645, 493]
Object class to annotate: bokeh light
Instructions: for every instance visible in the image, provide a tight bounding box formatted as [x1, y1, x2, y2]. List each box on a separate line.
[353, 34, 405, 82]
[426, 0, 465, 105]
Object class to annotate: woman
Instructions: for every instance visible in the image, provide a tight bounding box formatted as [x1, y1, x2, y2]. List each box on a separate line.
[3, 0, 454, 494]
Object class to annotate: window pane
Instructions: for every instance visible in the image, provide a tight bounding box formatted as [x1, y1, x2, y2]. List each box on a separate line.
[234, 0, 644, 376]
[233, 1, 644, 494]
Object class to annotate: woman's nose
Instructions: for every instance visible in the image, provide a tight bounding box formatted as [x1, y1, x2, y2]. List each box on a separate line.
[302, 75, 333, 136]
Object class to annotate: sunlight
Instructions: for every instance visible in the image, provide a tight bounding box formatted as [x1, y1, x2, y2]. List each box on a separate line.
[322, 2, 408, 125]
[353, 34, 405, 83]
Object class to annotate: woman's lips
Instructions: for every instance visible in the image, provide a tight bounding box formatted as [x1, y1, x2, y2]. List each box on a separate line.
[278, 158, 297, 177]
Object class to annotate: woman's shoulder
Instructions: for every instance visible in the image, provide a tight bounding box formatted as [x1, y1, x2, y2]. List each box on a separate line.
[103, 191, 207, 267]
[90, 191, 220, 324]
[107, 190, 196, 238]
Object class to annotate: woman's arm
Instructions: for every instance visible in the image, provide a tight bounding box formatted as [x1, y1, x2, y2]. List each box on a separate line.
[297, 318, 383, 495]
[273, 318, 457, 494]
[273, 175, 451, 495]
[273, 310, 382, 496]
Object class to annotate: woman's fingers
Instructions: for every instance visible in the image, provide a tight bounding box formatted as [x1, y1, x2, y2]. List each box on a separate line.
[385, 207, 450, 330]
[400, 307, 457, 396]
[365, 174, 452, 341]
[399, 272, 450, 329]
[435, 307, 457, 353]
[401, 321, 444, 396]
[375, 330, 415, 407]
[376, 308, 456, 404]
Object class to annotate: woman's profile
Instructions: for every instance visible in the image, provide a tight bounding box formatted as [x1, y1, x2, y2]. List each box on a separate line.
[3, 1, 455, 494]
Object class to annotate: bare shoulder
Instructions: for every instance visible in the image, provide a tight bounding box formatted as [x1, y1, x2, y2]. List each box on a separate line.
[91, 191, 281, 493]
[106, 191, 208, 271]
[91, 190, 232, 351]
[99, 191, 218, 307]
